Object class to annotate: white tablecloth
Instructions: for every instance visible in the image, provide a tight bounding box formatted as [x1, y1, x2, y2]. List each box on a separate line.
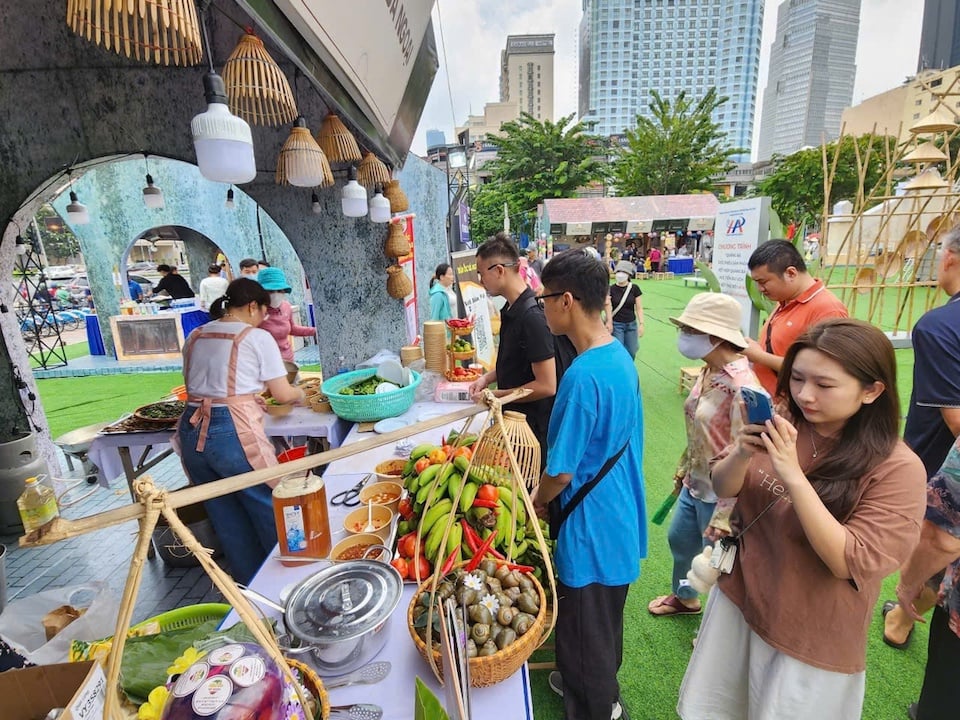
[223, 402, 534, 720]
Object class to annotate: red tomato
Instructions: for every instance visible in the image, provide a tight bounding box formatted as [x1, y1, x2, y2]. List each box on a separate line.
[390, 557, 408, 580]
[401, 533, 420, 559]
[398, 496, 414, 520]
[477, 484, 499, 503]
[412, 555, 431, 582]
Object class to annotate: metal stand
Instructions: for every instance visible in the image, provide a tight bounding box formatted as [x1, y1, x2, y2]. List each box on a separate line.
[14, 233, 67, 369]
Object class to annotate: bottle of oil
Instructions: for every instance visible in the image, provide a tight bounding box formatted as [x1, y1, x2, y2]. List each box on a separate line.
[17, 476, 59, 534]
[272, 472, 331, 565]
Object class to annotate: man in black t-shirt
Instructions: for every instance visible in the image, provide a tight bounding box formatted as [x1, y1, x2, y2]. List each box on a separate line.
[469, 234, 571, 462]
[154, 264, 196, 299]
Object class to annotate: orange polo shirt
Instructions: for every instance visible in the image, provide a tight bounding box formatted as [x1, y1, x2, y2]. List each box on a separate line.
[755, 278, 848, 394]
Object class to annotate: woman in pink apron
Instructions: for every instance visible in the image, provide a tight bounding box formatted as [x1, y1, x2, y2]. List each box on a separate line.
[176, 278, 305, 583]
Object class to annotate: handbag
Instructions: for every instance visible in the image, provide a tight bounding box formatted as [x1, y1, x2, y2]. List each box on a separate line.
[548, 438, 630, 540]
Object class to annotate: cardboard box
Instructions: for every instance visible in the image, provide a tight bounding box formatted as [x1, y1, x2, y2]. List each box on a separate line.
[1, 660, 107, 720]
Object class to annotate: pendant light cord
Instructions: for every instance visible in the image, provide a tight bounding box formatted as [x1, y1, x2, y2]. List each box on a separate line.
[256, 204, 266, 263]
[197, 0, 216, 73]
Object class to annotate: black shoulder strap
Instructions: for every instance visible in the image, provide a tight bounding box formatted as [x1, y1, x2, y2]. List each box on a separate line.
[554, 437, 630, 534]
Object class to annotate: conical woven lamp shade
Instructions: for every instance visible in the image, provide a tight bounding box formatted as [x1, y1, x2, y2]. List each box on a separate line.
[276, 117, 334, 187]
[357, 152, 391, 190]
[222, 32, 298, 126]
[910, 106, 958, 134]
[317, 114, 362, 163]
[384, 179, 409, 213]
[904, 167, 949, 191]
[66, 0, 202, 66]
[902, 142, 948, 164]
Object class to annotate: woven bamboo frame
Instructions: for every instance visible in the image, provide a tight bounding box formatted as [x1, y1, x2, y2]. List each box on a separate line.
[357, 151, 391, 190]
[317, 113, 362, 163]
[275, 124, 334, 188]
[66, 0, 202, 66]
[384, 222, 409, 258]
[384, 178, 409, 213]
[386, 264, 412, 298]
[222, 32, 297, 126]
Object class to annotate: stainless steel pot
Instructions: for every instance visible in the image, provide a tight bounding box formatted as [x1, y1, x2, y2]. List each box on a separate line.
[240, 558, 403, 677]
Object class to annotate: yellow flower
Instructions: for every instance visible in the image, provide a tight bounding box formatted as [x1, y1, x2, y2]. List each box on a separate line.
[167, 646, 203, 676]
[138, 686, 169, 720]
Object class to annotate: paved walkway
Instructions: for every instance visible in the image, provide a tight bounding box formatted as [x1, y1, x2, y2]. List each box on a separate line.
[1, 450, 224, 627]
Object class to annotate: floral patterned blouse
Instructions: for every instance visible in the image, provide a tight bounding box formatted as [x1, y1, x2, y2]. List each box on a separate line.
[925, 434, 960, 638]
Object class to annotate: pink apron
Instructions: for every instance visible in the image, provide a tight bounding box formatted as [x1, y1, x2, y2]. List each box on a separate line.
[177, 325, 278, 472]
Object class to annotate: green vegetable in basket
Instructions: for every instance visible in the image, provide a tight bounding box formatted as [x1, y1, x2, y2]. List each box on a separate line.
[341, 375, 389, 396]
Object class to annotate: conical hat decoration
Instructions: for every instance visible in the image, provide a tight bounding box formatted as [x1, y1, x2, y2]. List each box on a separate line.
[897, 229, 929, 258]
[853, 267, 876, 295]
[877, 252, 904, 278]
[904, 167, 949, 191]
[926, 213, 959, 241]
[910, 106, 958, 134]
[902, 142, 948, 164]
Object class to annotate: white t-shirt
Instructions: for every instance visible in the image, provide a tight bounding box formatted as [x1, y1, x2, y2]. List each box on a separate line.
[198, 276, 229, 310]
[184, 322, 287, 398]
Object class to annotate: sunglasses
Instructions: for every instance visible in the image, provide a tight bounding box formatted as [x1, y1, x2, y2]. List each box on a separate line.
[536, 291, 580, 309]
[485, 262, 518, 272]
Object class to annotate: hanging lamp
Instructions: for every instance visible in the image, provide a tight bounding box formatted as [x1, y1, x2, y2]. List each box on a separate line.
[142, 154, 165, 209]
[317, 113, 362, 163]
[369, 184, 391, 223]
[276, 117, 333, 187]
[341, 166, 368, 218]
[66, 190, 90, 225]
[311, 192, 323, 215]
[225, 187, 236, 209]
[222, 31, 298, 126]
[66, 0, 202, 66]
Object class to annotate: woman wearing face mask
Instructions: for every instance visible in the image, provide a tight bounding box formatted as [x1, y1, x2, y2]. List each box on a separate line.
[606, 260, 645, 359]
[648, 292, 763, 617]
[254, 267, 316, 363]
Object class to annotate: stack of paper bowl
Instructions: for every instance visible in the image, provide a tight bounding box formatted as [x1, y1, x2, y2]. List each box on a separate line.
[422, 321, 447, 372]
[400, 344, 423, 367]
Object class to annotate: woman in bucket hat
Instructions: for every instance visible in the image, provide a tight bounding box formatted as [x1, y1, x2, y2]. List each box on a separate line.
[607, 260, 645, 359]
[255, 267, 316, 362]
[648, 292, 763, 617]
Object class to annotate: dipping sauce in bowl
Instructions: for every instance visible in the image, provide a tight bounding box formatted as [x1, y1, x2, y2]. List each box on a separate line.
[358, 481, 403, 514]
[343, 504, 394, 542]
[329, 532, 388, 562]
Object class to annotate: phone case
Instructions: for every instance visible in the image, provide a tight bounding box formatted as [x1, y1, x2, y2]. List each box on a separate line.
[741, 387, 774, 424]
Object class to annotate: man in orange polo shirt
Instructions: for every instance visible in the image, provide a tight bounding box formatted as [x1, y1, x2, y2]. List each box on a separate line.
[743, 240, 848, 394]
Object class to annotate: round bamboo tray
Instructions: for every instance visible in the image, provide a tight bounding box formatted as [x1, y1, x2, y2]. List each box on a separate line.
[407, 572, 548, 687]
[447, 349, 476, 361]
[448, 325, 475, 337]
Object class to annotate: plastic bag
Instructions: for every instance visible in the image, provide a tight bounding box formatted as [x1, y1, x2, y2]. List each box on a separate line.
[0, 582, 120, 665]
[356, 349, 401, 369]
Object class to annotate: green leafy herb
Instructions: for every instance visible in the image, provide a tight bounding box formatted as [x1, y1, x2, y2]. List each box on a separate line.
[414, 677, 450, 720]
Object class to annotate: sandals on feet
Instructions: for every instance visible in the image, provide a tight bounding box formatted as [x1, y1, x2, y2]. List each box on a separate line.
[881, 600, 913, 649]
[648, 594, 702, 616]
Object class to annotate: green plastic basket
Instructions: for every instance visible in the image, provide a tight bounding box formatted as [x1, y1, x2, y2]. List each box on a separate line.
[131, 603, 232, 633]
[321, 368, 421, 422]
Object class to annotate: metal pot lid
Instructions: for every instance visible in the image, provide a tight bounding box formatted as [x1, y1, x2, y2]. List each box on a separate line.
[284, 560, 403, 644]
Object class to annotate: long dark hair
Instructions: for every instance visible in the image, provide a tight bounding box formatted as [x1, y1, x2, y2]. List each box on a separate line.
[430, 263, 451, 288]
[776, 318, 900, 520]
[210, 278, 269, 320]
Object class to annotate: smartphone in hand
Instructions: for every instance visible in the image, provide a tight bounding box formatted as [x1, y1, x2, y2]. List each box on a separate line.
[741, 387, 775, 425]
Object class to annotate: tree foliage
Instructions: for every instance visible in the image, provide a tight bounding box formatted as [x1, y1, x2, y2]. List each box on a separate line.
[752, 135, 893, 227]
[470, 113, 605, 240]
[28, 204, 80, 262]
[611, 88, 743, 197]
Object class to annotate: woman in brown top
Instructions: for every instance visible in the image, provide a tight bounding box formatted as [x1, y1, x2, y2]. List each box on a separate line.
[677, 318, 926, 720]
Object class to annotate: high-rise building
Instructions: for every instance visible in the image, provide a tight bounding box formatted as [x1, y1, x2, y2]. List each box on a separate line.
[577, 1, 763, 161]
[425, 128, 446, 150]
[919, 0, 960, 71]
[757, 0, 861, 161]
[499, 34, 555, 121]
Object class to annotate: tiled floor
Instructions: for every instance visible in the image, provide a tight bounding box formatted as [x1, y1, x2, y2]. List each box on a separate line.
[1, 450, 225, 625]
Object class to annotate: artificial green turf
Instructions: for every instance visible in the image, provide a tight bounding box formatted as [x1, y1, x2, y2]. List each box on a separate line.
[27, 338, 90, 368]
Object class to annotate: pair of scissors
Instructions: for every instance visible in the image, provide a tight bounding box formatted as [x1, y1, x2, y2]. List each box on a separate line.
[330, 474, 374, 507]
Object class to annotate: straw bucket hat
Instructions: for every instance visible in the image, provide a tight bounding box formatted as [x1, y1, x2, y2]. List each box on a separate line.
[614, 260, 637, 276]
[670, 293, 748, 349]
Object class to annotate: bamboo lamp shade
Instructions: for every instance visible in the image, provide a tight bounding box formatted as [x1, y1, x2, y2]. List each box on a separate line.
[357, 152, 391, 190]
[877, 252, 904, 278]
[471, 410, 541, 490]
[222, 32, 298, 127]
[386, 264, 412, 299]
[901, 142, 948, 165]
[903, 167, 949, 191]
[909, 106, 958, 135]
[66, 0, 202, 66]
[898, 229, 929, 258]
[276, 117, 334, 188]
[384, 222, 410, 258]
[853, 267, 876, 295]
[317, 113, 362, 163]
[384, 178, 409, 213]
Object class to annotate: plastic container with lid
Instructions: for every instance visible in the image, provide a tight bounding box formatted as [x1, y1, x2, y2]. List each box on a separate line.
[16, 476, 59, 534]
[272, 472, 331, 565]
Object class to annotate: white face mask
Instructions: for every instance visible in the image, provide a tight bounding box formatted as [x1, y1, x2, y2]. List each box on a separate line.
[269, 292, 284, 308]
[677, 332, 718, 359]
[615, 272, 630, 284]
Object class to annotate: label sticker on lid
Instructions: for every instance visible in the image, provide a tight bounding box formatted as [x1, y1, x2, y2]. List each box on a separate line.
[207, 643, 246, 665]
[192, 676, 233, 716]
[229, 656, 266, 687]
[172, 662, 209, 697]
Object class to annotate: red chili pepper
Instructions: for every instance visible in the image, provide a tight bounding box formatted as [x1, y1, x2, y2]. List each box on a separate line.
[460, 519, 481, 553]
[440, 546, 459, 576]
[502, 562, 534, 574]
[465, 532, 497, 572]
[471, 498, 499, 509]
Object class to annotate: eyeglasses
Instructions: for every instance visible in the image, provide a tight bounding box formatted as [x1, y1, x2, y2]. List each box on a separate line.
[536, 291, 579, 309]
[485, 262, 517, 272]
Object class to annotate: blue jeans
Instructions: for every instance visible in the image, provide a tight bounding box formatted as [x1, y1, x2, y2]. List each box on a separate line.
[177, 406, 276, 584]
[668, 487, 716, 600]
[612, 320, 639, 359]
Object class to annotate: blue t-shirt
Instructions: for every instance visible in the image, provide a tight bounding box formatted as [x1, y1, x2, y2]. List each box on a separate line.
[546, 341, 646, 587]
[904, 294, 960, 477]
[128, 279, 144, 302]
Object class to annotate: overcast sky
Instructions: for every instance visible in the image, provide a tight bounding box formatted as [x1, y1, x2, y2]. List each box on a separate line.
[410, 0, 924, 160]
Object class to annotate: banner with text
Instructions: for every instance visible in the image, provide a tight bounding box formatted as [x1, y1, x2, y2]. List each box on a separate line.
[712, 197, 770, 338]
[450, 249, 494, 368]
[395, 214, 419, 344]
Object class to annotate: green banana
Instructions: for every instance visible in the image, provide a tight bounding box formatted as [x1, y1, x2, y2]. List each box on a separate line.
[497, 486, 514, 506]
[461, 540, 474, 558]
[424, 516, 449, 562]
[456, 434, 479, 447]
[459, 482, 479, 514]
[446, 471, 463, 502]
[403, 457, 416, 475]
[495, 506, 512, 549]
[404, 473, 419, 494]
[445, 523, 463, 557]
[512, 540, 528, 557]
[453, 455, 471, 475]
[419, 498, 453, 536]
[410, 443, 439, 460]
[417, 463, 442, 484]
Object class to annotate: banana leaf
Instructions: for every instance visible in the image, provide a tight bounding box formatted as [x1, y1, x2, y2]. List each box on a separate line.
[745, 274, 775, 315]
[415, 676, 450, 720]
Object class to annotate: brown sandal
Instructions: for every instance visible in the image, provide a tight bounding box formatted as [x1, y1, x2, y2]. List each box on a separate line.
[648, 593, 702, 616]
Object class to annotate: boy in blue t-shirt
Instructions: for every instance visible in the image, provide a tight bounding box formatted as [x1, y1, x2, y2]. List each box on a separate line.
[532, 248, 646, 720]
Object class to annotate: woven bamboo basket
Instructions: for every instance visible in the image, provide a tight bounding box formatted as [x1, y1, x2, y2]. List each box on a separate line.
[407, 570, 548, 687]
[471, 410, 541, 489]
[357, 152, 391, 189]
[286, 658, 331, 720]
[386, 265, 412, 299]
[317, 114, 362, 163]
[384, 222, 409, 258]
[384, 179, 409, 213]
[276, 119, 334, 188]
[66, 0, 202, 66]
[222, 32, 297, 126]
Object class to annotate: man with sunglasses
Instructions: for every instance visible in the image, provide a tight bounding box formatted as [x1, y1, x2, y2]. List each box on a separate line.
[469, 233, 574, 462]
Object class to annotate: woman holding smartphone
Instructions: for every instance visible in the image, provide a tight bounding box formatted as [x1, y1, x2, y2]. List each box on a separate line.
[677, 318, 926, 719]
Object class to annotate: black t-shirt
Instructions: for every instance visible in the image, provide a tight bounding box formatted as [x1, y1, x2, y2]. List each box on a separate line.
[609, 283, 642, 324]
[497, 288, 558, 445]
[154, 273, 196, 299]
